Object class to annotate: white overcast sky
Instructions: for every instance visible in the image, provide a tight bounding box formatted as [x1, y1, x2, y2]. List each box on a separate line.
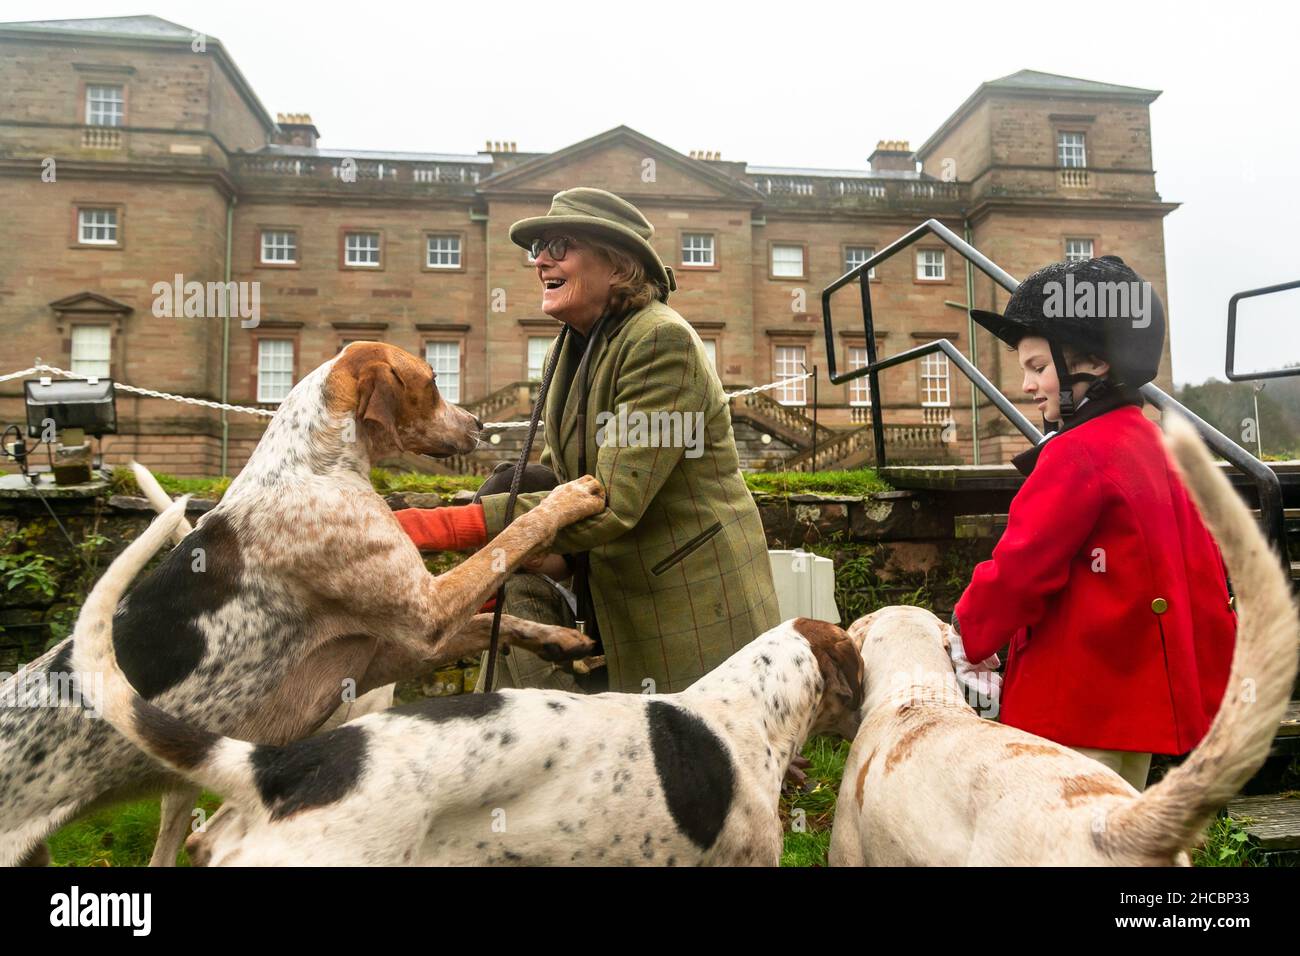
[8, 0, 1298, 385]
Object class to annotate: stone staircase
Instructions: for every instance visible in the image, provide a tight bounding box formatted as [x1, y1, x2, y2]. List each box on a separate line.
[783, 421, 953, 472]
[460, 380, 537, 425]
[728, 390, 836, 449]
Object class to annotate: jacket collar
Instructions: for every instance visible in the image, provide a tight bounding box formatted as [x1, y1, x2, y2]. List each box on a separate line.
[550, 309, 635, 464]
[1011, 387, 1143, 477]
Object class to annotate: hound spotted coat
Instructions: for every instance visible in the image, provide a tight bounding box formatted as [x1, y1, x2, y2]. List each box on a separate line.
[829, 417, 1299, 866]
[0, 343, 602, 867]
[72, 513, 864, 867]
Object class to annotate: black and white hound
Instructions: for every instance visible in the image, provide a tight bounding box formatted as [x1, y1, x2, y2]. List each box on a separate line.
[72, 500, 865, 866]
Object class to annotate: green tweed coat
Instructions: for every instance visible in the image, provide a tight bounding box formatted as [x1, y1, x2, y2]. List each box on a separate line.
[480, 300, 781, 693]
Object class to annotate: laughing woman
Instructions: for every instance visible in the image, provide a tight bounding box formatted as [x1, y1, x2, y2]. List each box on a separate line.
[396, 188, 780, 693]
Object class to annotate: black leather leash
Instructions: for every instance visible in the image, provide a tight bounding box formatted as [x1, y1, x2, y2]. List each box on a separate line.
[481, 324, 569, 693]
[480, 312, 611, 692]
[569, 312, 610, 653]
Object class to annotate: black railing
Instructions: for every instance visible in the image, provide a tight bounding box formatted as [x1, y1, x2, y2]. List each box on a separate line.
[1225, 278, 1300, 383]
[821, 218, 1290, 565]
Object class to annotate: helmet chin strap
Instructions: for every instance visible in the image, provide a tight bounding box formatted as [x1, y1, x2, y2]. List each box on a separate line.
[1048, 339, 1099, 420]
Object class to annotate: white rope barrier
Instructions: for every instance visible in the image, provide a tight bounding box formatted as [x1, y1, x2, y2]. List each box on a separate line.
[1, 363, 275, 417]
[722, 373, 813, 401]
[2, 363, 814, 430]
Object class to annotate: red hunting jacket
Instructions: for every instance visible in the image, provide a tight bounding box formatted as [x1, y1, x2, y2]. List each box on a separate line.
[954, 404, 1237, 755]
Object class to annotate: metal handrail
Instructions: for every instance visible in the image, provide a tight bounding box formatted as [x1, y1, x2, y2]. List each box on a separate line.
[820, 218, 1290, 564]
[1225, 278, 1300, 382]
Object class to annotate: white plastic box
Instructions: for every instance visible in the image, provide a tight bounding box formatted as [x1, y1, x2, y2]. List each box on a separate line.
[767, 549, 840, 624]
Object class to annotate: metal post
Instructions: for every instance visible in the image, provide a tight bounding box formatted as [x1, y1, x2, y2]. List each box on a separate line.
[221, 197, 234, 477]
[860, 269, 886, 467]
[811, 365, 818, 473]
[1253, 382, 1265, 458]
[964, 219, 980, 465]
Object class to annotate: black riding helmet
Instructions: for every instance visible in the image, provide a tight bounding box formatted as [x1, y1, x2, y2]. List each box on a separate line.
[969, 255, 1166, 419]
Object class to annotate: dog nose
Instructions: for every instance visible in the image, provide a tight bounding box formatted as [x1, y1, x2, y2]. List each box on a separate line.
[473, 416, 484, 431]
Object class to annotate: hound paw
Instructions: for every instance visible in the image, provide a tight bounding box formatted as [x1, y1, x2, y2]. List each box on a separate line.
[546, 475, 606, 523]
[508, 622, 598, 662]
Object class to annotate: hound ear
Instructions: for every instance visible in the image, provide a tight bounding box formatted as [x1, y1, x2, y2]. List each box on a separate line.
[824, 639, 866, 711]
[795, 618, 866, 711]
[938, 622, 953, 653]
[847, 611, 877, 651]
[356, 363, 404, 455]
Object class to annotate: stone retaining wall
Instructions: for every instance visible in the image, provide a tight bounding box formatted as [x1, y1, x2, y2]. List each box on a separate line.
[0, 484, 995, 672]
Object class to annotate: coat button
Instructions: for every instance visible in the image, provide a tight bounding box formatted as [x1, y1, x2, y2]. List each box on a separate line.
[1151, 598, 1168, 614]
[1229, 595, 1237, 610]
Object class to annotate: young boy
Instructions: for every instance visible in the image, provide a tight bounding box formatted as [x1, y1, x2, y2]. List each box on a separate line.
[951, 256, 1237, 791]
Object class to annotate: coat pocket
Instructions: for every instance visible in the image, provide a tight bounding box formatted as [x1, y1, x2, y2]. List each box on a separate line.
[651, 520, 724, 576]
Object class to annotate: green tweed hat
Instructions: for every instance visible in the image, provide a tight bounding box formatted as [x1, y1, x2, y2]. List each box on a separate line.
[509, 187, 677, 295]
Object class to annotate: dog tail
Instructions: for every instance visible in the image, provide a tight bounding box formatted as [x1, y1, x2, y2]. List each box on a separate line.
[130, 461, 193, 544]
[1101, 413, 1299, 860]
[70, 499, 263, 806]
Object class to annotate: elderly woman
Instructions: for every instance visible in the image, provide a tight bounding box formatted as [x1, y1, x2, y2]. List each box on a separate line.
[397, 187, 780, 693]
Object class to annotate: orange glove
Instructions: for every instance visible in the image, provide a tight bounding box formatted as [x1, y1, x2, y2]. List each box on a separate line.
[395, 505, 488, 552]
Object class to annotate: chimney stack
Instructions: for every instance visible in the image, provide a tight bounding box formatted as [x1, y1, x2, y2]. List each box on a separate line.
[274, 112, 320, 148]
[868, 139, 915, 173]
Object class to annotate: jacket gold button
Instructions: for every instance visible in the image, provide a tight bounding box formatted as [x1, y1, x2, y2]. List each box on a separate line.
[1229, 595, 1236, 610]
[1151, 598, 1168, 614]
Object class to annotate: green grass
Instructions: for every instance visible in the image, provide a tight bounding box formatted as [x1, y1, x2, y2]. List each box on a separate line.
[744, 469, 890, 498]
[1193, 809, 1271, 867]
[368, 469, 484, 496]
[47, 792, 223, 867]
[109, 465, 483, 502]
[107, 468, 231, 501]
[107, 465, 890, 503]
[780, 736, 851, 866]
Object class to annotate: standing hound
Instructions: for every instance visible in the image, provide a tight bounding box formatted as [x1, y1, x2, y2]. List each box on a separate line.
[128, 460, 400, 864]
[0, 343, 603, 867]
[829, 416, 1299, 866]
[73, 511, 864, 866]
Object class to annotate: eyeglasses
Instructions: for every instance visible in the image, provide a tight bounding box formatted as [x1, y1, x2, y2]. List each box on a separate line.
[530, 235, 579, 262]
